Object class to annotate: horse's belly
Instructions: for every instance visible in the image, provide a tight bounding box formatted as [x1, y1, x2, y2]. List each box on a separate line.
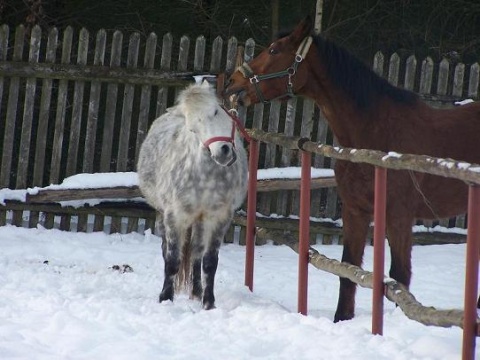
[414, 175, 468, 219]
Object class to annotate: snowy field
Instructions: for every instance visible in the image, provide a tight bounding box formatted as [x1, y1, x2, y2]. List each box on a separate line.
[0, 224, 476, 360]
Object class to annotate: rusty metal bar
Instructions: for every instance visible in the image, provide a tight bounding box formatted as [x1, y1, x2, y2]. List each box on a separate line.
[462, 185, 480, 360]
[372, 167, 387, 335]
[298, 150, 311, 315]
[245, 140, 259, 291]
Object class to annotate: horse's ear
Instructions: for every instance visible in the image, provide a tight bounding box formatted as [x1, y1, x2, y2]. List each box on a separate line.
[290, 16, 313, 45]
[201, 79, 211, 88]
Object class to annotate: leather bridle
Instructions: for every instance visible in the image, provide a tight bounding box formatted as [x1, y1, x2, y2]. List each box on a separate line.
[202, 107, 251, 149]
[237, 36, 313, 103]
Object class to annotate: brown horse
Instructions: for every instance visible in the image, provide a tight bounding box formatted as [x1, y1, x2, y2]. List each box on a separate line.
[224, 16, 480, 322]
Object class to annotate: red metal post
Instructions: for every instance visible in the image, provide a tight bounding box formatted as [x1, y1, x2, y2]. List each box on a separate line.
[298, 151, 311, 315]
[245, 140, 259, 291]
[372, 167, 387, 335]
[462, 184, 480, 360]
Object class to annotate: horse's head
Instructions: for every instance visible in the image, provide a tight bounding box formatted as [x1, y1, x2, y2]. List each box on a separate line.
[224, 16, 314, 106]
[179, 81, 238, 167]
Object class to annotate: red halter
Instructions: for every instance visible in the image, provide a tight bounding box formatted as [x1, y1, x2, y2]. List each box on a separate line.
[202, 107, 251, 148]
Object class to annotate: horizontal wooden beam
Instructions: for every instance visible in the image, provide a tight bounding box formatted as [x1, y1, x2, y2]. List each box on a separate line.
[255, 228, 474, 331]
[246, 128, 480, 185]
[0, 61, 207, 86]
[25, 177, 337, 203]
[0, 200, 466, 245]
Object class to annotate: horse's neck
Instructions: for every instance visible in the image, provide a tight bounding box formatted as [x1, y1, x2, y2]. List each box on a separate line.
[303, 82, 365, 148]
[302, 63, 390, 149]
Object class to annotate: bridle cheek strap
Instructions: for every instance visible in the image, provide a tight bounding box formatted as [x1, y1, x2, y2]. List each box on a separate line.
[238, 36, 313, 104]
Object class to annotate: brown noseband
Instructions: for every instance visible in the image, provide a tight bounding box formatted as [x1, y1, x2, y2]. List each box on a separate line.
[202, 107, 251, 149]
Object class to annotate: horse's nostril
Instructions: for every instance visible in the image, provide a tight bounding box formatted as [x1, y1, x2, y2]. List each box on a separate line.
[221, 144, 230, 155]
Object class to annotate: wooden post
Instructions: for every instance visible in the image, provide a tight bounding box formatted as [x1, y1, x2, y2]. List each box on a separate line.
[372, 167, 387, 335]
[245, 140, 259, 291]
[298, 150, 311, 315]
[462, 184, 480, 360]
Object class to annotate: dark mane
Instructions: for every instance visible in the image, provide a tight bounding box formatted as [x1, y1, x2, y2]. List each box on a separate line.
[311, 35, 418, 109]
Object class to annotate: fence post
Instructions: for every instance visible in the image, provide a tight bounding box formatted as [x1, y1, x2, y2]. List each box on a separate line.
[462, 184, 480, 360]
[245, 140, 259, 291]
[372, 167, 387, 335]
[298, 149, 311, 315]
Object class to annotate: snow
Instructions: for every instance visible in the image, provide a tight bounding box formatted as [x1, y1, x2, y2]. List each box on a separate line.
[454, 99, 474, 106]
[0, 225, 476, 360]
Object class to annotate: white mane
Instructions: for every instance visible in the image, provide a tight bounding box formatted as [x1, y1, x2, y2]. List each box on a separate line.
[177, 81, 219, 119]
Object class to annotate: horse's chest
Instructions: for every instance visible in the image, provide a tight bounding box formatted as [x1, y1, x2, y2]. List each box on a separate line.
[170, 161, 236, 207]
[335, 161, 375, 211]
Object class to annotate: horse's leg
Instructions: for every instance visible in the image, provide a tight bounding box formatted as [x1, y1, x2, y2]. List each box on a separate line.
[190, 222, 204, 301]
[156, 212, 168, 262]
[386, 213, 414, 290]
[334, 205, 371, 322]
[202, 219, 229, 310]
[202, 240, 220, 310]
[159, 212, 181, 303]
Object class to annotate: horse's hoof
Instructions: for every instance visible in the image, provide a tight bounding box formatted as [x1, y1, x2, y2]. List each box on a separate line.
[333, 311, 354, 323]
[203, 302, 216, 310]
[159, 291, 173, 303]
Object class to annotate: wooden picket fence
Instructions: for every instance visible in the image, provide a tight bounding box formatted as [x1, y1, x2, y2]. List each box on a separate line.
[0, 24, 478, 240]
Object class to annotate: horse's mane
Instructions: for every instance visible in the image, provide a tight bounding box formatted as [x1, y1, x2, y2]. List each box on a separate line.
[310, 35, 418, 109]
[177, 82, 219, 116]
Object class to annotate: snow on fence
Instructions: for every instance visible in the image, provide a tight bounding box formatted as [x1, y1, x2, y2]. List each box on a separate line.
[0, 24, 479, 236]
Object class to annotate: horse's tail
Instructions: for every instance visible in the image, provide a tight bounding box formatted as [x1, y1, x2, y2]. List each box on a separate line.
[175, 227, 193, 293]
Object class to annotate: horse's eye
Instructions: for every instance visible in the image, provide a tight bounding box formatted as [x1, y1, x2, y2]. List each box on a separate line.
[214, 109, 218, 116]
[269, 47, 278, 55]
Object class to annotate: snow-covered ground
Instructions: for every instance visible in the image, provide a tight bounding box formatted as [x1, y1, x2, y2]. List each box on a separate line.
[0, 224, 476, 360]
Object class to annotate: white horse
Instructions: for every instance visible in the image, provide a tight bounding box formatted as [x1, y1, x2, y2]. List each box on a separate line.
[137, 81, 248, 309]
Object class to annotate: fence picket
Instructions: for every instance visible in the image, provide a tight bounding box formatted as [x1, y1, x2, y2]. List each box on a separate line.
[436, 58, 450, 96]
[259, 101, 281, 215]
[83, 29, 106, 173]
[66, 27, 89, 176]
[0, 24, 8, 115]
[210, 36, 223, 73]
[0, 24, 9, 223]
[174, 35, 190, 99]
[292, 99, 315, 215]
[17, 25, 41, 188]
[194, 35, 206, 71]
[50, 26, 73, 184]
[277, 97, 298, 215]
[135, 33, 157, 164]
[373, 51, 384, 76]
[33, 27, 58, 185]
[100, 30, 123, 172]
[468, 62, 479, 99]
[419, 57, 434, 95]
[404, 55, 417, 91]
[225, 37, 238, 74]
[452, 63, 465, 97]
[1, 25, 25, 188]
[388, 53, 400, 86]
[117, 32, 140, 171]
[156, 33, 172, 117]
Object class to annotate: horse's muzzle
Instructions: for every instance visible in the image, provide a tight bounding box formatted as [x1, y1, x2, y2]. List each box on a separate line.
[210, 142, 237, 167]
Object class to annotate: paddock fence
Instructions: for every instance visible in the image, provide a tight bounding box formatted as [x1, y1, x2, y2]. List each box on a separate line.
[241, 128, 480, 360]
[0, 24, 479, 242]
